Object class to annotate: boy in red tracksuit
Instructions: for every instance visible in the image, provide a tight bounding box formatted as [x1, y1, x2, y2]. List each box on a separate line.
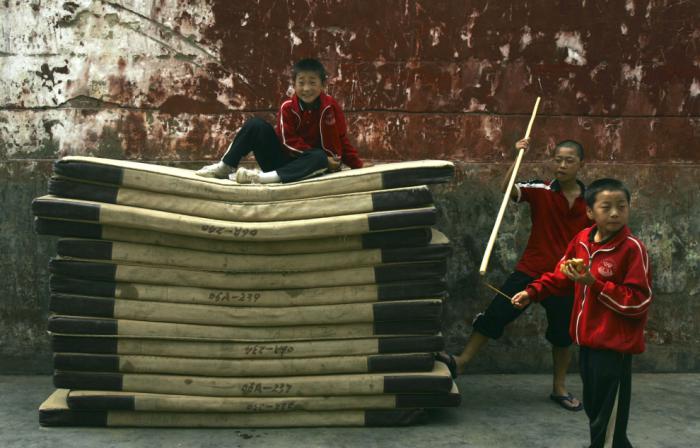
[442, 138, 590, 412]
[512, 178, 653, 448]
[195, 58, 363, 183]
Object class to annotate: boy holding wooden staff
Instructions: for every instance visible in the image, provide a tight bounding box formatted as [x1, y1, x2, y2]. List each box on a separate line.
[441, 137, 591, 411]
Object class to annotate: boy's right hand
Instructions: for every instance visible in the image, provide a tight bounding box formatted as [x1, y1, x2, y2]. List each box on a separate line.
[511, 290, 531, 309]
[327, 156, 341, 172]
[515, 138, 530, 153]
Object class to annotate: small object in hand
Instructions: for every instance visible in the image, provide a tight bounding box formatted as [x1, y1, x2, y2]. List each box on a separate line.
[560, 258, 586, 274]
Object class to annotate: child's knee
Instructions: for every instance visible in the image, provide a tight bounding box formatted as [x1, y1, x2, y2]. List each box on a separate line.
[309, 148, 330, 167]
[244, 116, 270, 130]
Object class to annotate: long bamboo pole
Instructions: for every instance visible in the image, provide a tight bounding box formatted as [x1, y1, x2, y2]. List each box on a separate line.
[479, 97, 541, 275]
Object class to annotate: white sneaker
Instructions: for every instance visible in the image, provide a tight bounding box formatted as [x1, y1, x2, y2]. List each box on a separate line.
[233, 167, 261, 184]
[195, 161, 233, 178]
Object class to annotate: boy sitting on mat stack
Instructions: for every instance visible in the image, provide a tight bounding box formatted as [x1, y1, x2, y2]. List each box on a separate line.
[441, 138, 591, 412]
[512, 178, 652, 447]
[195, 58, 363, 183]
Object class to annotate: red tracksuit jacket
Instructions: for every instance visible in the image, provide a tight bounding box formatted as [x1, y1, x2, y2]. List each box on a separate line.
[275, 92, 363, 169]
[525, 225, 652, 354]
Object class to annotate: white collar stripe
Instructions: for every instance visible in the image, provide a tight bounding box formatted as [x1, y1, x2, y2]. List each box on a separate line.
[516, 181, 550, 190]
[279, 100, 303, 153]
[318, 105, 333, 155]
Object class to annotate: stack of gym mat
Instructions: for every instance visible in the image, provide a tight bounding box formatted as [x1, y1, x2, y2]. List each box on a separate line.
[33, 156, 459, 428]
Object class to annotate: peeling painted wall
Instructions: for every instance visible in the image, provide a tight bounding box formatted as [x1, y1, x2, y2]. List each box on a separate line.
[1, 0, 698, 373]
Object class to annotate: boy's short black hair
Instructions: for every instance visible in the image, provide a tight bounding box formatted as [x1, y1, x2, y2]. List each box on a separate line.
[555, 140, 584, 160]
[585, 178, 631, 207]
[292, 58, 327, 82]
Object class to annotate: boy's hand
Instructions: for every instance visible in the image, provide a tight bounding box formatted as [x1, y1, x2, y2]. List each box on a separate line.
[515, 138, 530, 153]
[511, 291, 531, 309]
[561, 262, 595, 285]
[327, 156, 341, 172]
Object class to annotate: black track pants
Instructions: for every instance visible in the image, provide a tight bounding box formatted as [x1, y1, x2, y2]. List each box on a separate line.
[579, 347, 633, 448]
[221, 117, 328, 183]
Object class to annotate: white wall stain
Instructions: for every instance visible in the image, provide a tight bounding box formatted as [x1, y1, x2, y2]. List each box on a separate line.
[594, 120, 623, 160]
[430, 26, 442, 46]
[625, 0, 636, 16]
[499, 43, 510, 60]
[288, 21, 302, 51]
[519, 26, 532, 50]
[622, 63, 644, 89]
[481, 115, 502, 142]
[555, 31, 587, 66]
[335, 42, 351, 59]
[589, 62, 608, 80]
[690, 78, 700, 97]
[467, 98, 487, 112]
[0, 1, 239, 109]
[462, 9, 480, 48]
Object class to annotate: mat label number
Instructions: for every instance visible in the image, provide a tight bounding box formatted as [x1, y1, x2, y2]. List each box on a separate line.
[241, 382, 293, 395]
[200, 225, 259, 237]
[208, 291, 261, 303]
[244, 344, 295, 356]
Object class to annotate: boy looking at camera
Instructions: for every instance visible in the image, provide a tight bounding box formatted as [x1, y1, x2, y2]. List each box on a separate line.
[196, 58, 363, 183]
[512, 178, 653, 448]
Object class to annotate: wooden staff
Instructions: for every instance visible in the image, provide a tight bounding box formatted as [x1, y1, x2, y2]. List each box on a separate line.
[479, 97, 541, 276]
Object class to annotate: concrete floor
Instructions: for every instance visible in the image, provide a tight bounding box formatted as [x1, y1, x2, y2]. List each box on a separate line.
[1, 374, 698, 448]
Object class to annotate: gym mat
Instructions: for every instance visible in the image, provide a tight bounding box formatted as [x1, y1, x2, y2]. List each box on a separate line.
[54, 236, 451, 273]
[52, 352, 434, 377]
[48, 258, 447, 290]
[53, 156, 454, 201]
[33, 196, 436, 241]
[35, 218, 434, 254]
[65, 382, 460, 412]
[48, 316, 441, 341]
[49, 178, 434, 222]
[49, 275, 447, 307]
[53, 362, 453, 396]
[50, 335, 445, 359]
[49, 295, 443, 327]
[40, 389, 428, 427]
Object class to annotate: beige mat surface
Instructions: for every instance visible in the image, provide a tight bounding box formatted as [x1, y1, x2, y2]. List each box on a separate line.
[40, 390, 428, 427]
[65, 382, 460, 412]
[50, 335, 445, 359]
[53, 156, 454, 201]
[53, 362, 453, 396]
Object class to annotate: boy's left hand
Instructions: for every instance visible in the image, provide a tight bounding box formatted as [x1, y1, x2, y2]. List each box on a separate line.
[561, 263, 595, 285]
[511, 290, 531, 309]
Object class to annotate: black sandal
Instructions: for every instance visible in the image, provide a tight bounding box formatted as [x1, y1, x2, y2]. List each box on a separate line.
[549, 393, 583, 411]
